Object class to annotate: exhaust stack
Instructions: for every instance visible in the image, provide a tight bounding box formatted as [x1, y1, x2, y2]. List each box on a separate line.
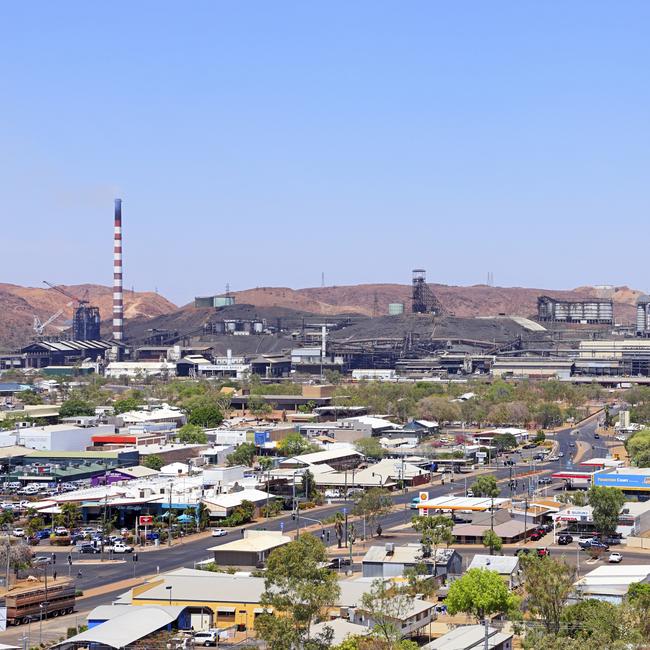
[113, 199, 124, 341]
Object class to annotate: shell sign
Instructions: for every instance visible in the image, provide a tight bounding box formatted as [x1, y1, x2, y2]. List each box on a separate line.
[419, 491, 429, 502]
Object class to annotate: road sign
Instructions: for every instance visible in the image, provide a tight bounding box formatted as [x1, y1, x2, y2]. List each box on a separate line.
[476, 452, 487, 460]
[280, 522, 284, 531]
[139, 515, 154, 526]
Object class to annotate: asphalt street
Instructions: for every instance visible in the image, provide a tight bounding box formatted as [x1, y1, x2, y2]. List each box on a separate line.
[3, 407, 635, 641]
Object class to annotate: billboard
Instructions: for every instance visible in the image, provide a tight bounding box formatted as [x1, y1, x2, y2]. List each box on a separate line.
[594, 471, 650, 491]
[139, 515, 154, 526]
[254, 431, 271, 446]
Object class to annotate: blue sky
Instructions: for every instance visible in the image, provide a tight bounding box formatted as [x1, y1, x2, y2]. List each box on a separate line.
[1, 2, 649, 305]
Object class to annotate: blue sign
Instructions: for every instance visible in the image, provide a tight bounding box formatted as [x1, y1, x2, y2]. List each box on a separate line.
[594, 472, 650, 490]
[280, 522, 284, 531]
[254, 431, 271, 446]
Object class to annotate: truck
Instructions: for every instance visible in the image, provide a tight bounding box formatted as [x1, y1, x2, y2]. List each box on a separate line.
[0, 581, 76, 625]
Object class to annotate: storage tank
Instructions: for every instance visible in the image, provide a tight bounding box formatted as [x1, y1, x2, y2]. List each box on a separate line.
[388, 303, 405, 316]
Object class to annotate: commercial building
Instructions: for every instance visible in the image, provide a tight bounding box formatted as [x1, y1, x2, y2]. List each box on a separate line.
[105, 361, 177, 379]
[0, 422, 114, 452]
[593, 467, 650, 499]
[207, 531, 291, 567]
[572, 565, 650, 605]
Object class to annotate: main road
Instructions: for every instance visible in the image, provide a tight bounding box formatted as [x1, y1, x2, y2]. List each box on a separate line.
[0, 407, 618, 640]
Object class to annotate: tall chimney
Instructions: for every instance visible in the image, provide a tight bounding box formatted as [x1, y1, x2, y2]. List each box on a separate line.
[113, 199, 124, 341]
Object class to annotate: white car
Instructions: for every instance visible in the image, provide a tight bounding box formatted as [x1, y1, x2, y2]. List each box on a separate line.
[12, 528, 25, 537]
[109, 542, 133, 553]
[193, 631, 219, 646]
[609, 552, 623, 563]
[211, 528, 227, 537]
[54, 526, 69, 536]
[324, 489, 341, 498]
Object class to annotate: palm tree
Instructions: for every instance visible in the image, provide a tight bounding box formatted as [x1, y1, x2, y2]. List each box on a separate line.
[334, 512, 344, 549]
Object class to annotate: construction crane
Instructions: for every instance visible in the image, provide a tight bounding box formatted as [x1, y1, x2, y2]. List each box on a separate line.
[32, 301, 73, 336]
[43, 280, 89, 306]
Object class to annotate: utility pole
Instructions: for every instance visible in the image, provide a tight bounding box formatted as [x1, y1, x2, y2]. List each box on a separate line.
[168, 483, 173, 547]
[523, 498, 529, 543]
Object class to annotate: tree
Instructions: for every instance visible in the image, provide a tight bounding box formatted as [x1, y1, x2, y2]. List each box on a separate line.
[59, 398, 95, 418]
[334, 511, 344, 549]
[519, 555, 575, 634]
[626, 581, 650, 640]
[482, 529, 502, 555]
[446, 568, 519, 621]
[277, 432, 318, 457]
[359, 579, 414, 648]
[415, 396, 461, 424]
[142, 454, 164, 471]
[535, 430, 546, 444]
[302, 468, 318, 501]
[16, 390, 42, 405]
[177, 423, 208, 444]
[255, 535, 340, 649]
[561, 599, 637, 645]
[471, 475, 499, 498]
[411, 514, 454, 571]
[113, 397, 139, 414]
[588, 486, 625, 539]
[353, 488, 393, 536]
[248, 395, 273, 418]
[0, 509, 14, 531]
[354, 437, 386, 460]
[227, 443, 257, 467]
[535, 403, 563, 428]
[493, 433, 518, 452]
[184, 396, 223, 427]
[60, 502, 81, 530]
[26, 515, 45, 539]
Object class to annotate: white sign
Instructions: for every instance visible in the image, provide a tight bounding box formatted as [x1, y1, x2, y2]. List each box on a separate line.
[0, 607, 6, 632]
[476, 452, 487, 460]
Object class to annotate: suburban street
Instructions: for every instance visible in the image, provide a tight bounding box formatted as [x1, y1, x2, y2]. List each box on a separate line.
[3, 407, 642, 646]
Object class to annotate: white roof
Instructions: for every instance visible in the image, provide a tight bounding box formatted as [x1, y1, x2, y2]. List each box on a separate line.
[160, 462, 190, 475]
[203, 488, 271, 509]
[59, 606, 184, 648]
[467, 554, 519, 575]
[419, 496, 510, 511]
[343, 416, 397, 429]
[413, 420, 439, 428]
[286, 448, 362, 465]
[424, 625, 512, 650]
[310, 619, 370, 645]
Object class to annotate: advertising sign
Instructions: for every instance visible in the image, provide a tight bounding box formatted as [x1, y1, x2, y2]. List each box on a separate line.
[139, 515, 154, 526]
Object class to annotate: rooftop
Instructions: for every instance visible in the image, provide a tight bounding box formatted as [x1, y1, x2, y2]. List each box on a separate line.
[207, 531, 291, 553]
[467, 554, 519, 574]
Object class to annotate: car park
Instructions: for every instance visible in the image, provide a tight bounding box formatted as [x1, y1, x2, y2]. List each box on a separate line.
[609, 552, 623, 563]
[211, 528, 227, 537]
[557, 533, 573, 545]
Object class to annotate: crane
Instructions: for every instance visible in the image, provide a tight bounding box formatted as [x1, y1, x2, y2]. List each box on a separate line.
[32, 301, 74, 336]
[43, 280, 89, 306]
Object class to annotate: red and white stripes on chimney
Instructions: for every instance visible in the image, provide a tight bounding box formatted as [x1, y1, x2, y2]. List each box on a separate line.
[113, 198, 124, 341]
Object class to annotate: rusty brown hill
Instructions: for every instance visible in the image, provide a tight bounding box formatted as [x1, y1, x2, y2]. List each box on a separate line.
[0, 283, 177, 350]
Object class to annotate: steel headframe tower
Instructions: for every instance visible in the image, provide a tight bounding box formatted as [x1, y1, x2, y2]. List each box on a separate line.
[113, 199, 124, 342]
[411, 268, 444, 315]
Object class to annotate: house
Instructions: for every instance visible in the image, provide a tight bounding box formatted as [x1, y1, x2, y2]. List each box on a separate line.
[423, 624, 513, 650]
[350, 596, 436, 639]
[572, 565, 650, 605]
[279, 448, 363, 471]
[207, 530, 291, 567]
[362, 544, 462, 579]
[467, 555, 521, 589]
[310, 619, 370, 645]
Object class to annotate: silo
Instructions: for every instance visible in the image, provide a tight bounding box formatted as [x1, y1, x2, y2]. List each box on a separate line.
[388, 303, 405, 316]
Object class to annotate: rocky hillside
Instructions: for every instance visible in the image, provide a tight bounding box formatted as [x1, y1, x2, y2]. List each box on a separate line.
[233, 284, 643, 323]
[0, 283, 177, 350]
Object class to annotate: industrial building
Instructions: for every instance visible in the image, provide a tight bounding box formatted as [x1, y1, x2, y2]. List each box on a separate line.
[537, 295, 613, 324]
[21, 340, 113, 369]
[194, 295, 236, 308]
[636, 294, 650, 336]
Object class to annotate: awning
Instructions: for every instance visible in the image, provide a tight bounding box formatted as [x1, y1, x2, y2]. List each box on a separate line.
[254, 608, 271, 614]
[217, 607, 235, 613]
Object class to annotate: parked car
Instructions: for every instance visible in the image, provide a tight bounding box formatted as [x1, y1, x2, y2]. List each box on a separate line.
[594, 433, 600, 439]
[466, 490, 474, 497]
[504, 460, 515, 466]
[36, 529, 51, 540]
[515, 548, 532, 556]
[211, 528, 227, 537]
[579, 538, 609, 551]
[12, 528, 25, 537]
[325, 489, 341, 499]
[557, 533, 573, 545]
[537, 523, 553, 533]
[327, 557, 352, 569]
[538, 477, 552, 485]
[145, 531, 160, 541]
[193, 631, 219, 647]
[529, 530, 544, 541]
[79, 544, 100, 554]
[32, 556, 51, 566]
[608, 552, 623, 563]
[569, 442, 576, 448]
[558, 452, 565, 458]
[536, 547, 551, 557]
[54, 526, 69, 536]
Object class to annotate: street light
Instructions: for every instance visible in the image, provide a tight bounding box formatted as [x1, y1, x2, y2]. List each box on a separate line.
[165, 585, 173, 606]
[39, 601, 49, 645]
[371, 472, 385, 486]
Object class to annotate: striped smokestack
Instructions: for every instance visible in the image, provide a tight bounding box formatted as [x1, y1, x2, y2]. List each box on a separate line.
[113, 198, 124, 341]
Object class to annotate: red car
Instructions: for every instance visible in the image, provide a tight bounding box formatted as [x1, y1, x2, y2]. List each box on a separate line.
[529, 530, 543, 541]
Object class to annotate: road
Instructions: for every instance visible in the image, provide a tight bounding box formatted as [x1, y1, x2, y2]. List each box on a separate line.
[2, 406, 633, 642]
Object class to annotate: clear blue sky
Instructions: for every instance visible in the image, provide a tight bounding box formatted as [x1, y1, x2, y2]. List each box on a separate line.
[2, 2, 649, 305]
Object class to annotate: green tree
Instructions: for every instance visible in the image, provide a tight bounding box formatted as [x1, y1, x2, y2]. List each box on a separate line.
[446, 568, 519, 621]
[411, 514, 454, 571]
[354, 437, 386, 460]
[334, 511, 344, 548]
[520, 554, 575, 634]
[60, 502, 81, 530]
[184, 395, 223, 427]
[535, 430, 546, 444]
[277, 432, 318, 457]
[0, 509, 14, 531]
[248, 394, 273, 417]
[359, 579, 414, 649]
[113, 397, 139, 414]
[59, 397, 95, 418]
[471, 475, 499, 498]
[535, 403, 563, 428]
[492, 433, 518, 451]
[302, 468, 318, 501]
[227, 442, 257, 467]
[482, 529, 502, 555]
[142, 454, 164, 471]
[26, 515, 45, 539]
[255, 535, 340, 649]
[588, 486, 625, 539]
[353, 488, 393, 537]
[561, 599, 637, 644]
[177, 423, 208, 444]
[626, 581, 650, 640]
[16, 390, 42, 405]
